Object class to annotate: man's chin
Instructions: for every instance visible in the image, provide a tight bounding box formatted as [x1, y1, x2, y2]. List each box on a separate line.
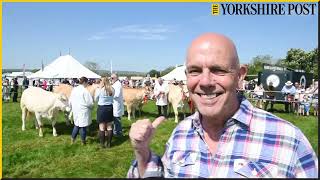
[198, 107, 220, 118]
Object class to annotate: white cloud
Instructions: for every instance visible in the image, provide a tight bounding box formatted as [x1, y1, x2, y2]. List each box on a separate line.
[120, 33, 167, 40]
[112, 24, 175, 34]
[88, 24, 177, 41]
[87, 35, 108, 41]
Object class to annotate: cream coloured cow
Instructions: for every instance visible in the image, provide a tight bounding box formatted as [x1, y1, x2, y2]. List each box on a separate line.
[20, 87, 71, 137]
[53, 83, 73, 98]
[53, 83, 99, 99]
[123, 86, 151, 120]
[86, 83, 100, 98]
[168, 84, 190, 123]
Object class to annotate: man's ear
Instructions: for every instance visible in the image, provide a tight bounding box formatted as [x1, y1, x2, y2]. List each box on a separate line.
[237, 65, 247, 89]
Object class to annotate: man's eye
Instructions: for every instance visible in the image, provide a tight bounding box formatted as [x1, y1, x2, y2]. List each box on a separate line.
[187, 69, 201, 76]
[212, 69, 228, 75]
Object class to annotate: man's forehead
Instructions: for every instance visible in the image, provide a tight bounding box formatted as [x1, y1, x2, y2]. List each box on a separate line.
[186, 54, 237, 70]
[186, 33, 239, 66]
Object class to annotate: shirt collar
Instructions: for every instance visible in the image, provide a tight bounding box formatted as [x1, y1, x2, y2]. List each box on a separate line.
[191, 95, 254, 133]
[230, 96, 253, 130]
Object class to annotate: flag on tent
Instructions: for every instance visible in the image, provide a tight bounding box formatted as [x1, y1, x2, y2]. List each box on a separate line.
[41, 60, 44, 71]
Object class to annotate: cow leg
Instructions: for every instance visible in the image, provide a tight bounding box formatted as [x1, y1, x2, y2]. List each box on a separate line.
[127, 105, 131, 121]
[138, 103, 142, 117]
[132, 106, 136, 120]
[35, 113, 43, 137]
[51, 118, 58, 136]
[68, 111, 73, 124]
[173, 104, 179, 123]
[167, 103, 171, 116]
[65, 112, 70, 126]
[183, 103, 187, 119]
[21, 107, 27, 131]
[34, 119, 39, 129]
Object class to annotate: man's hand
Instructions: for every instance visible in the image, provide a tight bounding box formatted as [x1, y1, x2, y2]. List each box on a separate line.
[129, 116, 166, 151]
[129, 116, 166, 176]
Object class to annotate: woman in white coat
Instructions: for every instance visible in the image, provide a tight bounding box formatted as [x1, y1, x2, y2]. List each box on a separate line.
[69, 76, 94, 145]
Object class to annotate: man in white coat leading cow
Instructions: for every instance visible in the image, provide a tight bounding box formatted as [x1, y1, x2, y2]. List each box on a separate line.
[154, 77, 169, 118]
[111, 73, 125, 137]
[69, 77, 94, 145]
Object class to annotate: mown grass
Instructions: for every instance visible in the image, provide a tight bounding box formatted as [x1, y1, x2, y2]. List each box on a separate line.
[2, 96, 318, 178]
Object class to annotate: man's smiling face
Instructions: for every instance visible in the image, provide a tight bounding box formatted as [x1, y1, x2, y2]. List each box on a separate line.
[185, 33, 243, 120]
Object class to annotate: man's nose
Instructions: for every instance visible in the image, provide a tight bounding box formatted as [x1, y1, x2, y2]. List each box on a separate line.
[199, 71, 216, 87]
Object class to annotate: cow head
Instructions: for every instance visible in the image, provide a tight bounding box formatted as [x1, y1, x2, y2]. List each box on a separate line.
[143, 86, 153, 102]
[54, 93, 71, 112]
[86, 83, 100, 100]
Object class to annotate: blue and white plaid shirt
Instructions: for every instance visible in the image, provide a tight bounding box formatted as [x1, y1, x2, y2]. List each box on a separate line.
[127, 97, 318, 178]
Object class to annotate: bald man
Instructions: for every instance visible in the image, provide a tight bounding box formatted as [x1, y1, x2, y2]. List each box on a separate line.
[127, 33, 318, 178]
[111, 73, 124, 136]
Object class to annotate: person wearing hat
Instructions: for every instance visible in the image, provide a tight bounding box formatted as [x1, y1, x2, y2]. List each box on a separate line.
[281, 80, 296, 113]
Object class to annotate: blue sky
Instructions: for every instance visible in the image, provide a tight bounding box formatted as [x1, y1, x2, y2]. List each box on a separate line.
[2, 2, 318, 72]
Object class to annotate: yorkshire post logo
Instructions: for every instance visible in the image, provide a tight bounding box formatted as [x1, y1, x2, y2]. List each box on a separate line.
[211, 3, 317, 16]
[212, 4, 219, 15]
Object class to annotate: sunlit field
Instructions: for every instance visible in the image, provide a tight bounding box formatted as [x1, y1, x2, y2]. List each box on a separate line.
[2, 94, 318, 178]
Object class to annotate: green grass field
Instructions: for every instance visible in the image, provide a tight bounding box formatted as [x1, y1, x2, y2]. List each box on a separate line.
[2, 97, 318, 178]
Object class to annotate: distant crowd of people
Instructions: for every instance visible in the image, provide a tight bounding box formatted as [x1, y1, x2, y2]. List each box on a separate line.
[250, 80, 318, 116]
[2, 77, 19, 102]
[1, 76, 102, 103]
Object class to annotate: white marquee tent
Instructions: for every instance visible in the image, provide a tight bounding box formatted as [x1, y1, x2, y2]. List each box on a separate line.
[161, 65, 186, 82]
[28, 55, 101, 79]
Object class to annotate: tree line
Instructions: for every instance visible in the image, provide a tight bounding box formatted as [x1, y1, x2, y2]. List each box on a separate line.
[246, 48, 318, 80]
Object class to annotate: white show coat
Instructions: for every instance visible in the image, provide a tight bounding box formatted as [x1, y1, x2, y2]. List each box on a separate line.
[154, 82, 169, 106]
[69, 85, 94, 127]
[112, 80, 124, 117]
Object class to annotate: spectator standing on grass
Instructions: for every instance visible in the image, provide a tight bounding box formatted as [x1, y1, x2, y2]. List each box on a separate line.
[95, 77, 115, 148]
[9, 78, 14, 96]
[69, 76, 94, 145]
[304, 85, 314, 116]
[311, 81, 318, 116]
[12, 78, 19, 102]
[293, 82, 301, 113]
[111, 73, 124, 137]
[22, 77, 29, 90]
[281, 81, 296, 113]
[2, 78, 10, 102]
[42, 79, 48, 90]
[253, 83, 264, 109]
[264, 82, 275, 112]
[153, 77, 169, 118]
[127, 33, 318, 178]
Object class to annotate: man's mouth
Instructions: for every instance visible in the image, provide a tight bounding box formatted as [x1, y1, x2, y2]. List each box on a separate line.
[196, 92, 223, 99]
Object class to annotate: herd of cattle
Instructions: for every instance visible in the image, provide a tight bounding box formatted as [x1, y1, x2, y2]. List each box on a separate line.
[20, 83, 194, 137]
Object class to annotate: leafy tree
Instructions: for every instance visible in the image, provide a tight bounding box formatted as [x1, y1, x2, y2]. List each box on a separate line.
[277, 48, 318, 79]
[32, 69, 40, 73]
[309, 48, 318, 79]
[278, 48, 306, 70]
[148, 69, 160, 78]
[247, 55, 273, 76]
[84, 61, 100, 74]
[160, 66, 175, 76]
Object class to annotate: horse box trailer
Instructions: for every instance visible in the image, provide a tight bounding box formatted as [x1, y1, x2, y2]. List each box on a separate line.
[258, 64, 313, 101]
